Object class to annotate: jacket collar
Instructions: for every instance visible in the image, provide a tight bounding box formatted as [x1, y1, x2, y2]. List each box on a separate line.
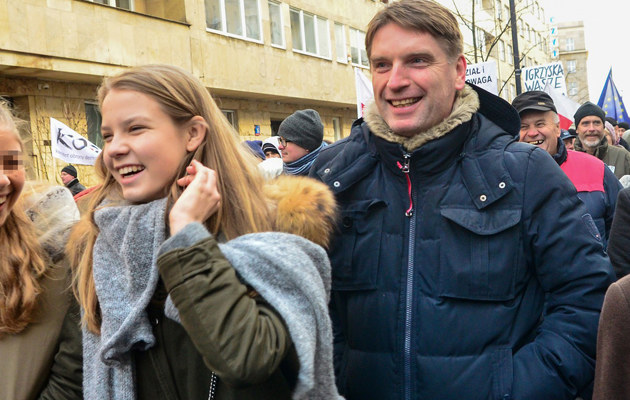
[552, 137, 567, 166]
[364, 84, 479, 152]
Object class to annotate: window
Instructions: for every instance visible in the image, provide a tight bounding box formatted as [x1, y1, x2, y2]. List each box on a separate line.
[334, 23, 347, 63]
[527, 57, 533, 67]
[510, 83, 516, 102]
[350, 27, 368, 67]
[221, 110, 238, 129]
[332, 117, 341, 141]
[567, 60, 577, 73]
[85, 102, 103, 150]
[268, 1, 284, 47]
[290, 8, 330, 58]
[565, 37, 575, 51]
[498, 39, 505, 61]
[569, 82, 578, 96]
[507, 44, 513, 65]
[205, 0, 262, 42]
[476, 28, 487, 56]
[496, 0, 502, 19]
[88, 0, 134, 10]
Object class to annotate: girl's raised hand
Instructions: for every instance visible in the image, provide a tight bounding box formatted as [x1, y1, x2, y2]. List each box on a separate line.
[169, 160, 221, 236]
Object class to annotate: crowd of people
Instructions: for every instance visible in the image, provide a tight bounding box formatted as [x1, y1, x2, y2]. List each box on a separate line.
[3, 0, 630, 399]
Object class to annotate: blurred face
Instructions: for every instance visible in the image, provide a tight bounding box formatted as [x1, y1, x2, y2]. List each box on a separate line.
[101, 89, 195, 203]
[563, 137, 575, 151]
[0, 130, 25, 226]
[370, 23, 466, 137]
[576, 116, 604, 150]
[518, 110, 560, 156]
[60, 171, 74, 184]
[264, 150, 281, 159]
[278, 137, 308, 163]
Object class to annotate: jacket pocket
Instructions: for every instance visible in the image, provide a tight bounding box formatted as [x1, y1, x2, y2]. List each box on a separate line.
[331, 199, 386, 291]
[439, 207, 522, 301]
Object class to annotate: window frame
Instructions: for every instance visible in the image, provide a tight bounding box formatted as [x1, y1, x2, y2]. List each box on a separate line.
[221, 110, 238, 130]
[87, 0, 135, 11]
[349, 27, 369, 68]
[206, 0, 264, 44]
[290, 8, 331, 60]
[268, 0, 285, 48]
[85, 101, 104, 150]
[565, 37, 575, 51]
[567, 59, 577, 73]
[334, 22, 347, 64]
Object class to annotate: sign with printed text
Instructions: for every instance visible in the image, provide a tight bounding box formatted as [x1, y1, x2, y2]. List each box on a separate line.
[50, 117, 101, 165]
[522, 62, 567, 95]
[465, 61, 498, 95]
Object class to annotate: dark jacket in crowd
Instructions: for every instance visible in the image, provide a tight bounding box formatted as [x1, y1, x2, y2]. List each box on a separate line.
[311, 84, 614, 400]
[552, 138, 622, 247]
[593, 273, 630, 399]
[65, 178, 86, 196]
[574, 136, 630, 179]
[606, 187, 630, 278]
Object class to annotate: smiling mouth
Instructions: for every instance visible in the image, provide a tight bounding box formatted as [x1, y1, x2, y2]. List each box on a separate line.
[390, 98, 421, 108]
[526, 140, 544, 145]
[0, 195, 6, 205]
[117, 165, 145, 178]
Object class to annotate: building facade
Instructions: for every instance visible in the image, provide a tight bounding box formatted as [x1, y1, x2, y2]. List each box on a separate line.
[0, 0, 386, 184]
[556, 20, 590, 104]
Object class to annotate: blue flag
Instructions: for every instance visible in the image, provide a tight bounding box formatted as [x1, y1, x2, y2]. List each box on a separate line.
[597, 68, 630, 124]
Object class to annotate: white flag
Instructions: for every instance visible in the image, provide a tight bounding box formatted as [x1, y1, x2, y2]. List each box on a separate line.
[50, 117, 101, 165]
[355, 68, 374, 118]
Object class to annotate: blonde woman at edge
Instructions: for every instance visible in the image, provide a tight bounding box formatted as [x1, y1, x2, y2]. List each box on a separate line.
[0, 101, 81, 400]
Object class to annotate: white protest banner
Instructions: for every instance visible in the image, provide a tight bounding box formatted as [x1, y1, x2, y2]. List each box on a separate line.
[50, 117, 101, 165]
[465, 60, 498, 95]
[355, 68, 373, 118]
[522, 62, 567, 95]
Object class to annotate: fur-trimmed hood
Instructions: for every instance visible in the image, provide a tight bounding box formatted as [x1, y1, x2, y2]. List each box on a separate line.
[263, 175, 337, 249]
[364, 85, 480, 152]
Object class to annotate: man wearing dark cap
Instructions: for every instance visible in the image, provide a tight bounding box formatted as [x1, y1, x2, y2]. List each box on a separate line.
[513, 91, 621, 246]
[60, 165, 86, 196]
[277, 109, 326, 175]
[574, 102, 630, 179]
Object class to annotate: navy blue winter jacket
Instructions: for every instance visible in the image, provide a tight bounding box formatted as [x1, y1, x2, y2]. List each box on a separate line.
[311, 86, 614, 400]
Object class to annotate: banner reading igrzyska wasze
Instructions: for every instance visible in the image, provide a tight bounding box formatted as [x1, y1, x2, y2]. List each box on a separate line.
[522, 62, 567, 96]
[50, 117, 101, 165]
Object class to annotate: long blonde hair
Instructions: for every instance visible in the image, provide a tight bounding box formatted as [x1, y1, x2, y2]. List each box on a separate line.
[0, 101, 48, 337]
[68, 65, 273, 333]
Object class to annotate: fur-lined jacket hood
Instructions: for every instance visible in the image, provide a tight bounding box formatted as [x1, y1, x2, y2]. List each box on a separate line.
[263, 175, 337, 249]
[364, 85, 480, 152]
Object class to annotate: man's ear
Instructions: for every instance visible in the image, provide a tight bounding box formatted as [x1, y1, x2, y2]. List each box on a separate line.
[454, 55, 467, 91]
[185, 116, 207, 152]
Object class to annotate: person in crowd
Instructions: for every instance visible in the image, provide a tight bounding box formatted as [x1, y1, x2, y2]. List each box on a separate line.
[59, 165, 86, 196]
[277, 109, 326, 175]
[513, 90, 621, 247]
[262, 136, 282, 159]
[605, 117, 630, 150]
[561, 128, 576, 150]
[310, 1, 614, 399]
[243, 140, 265, 161]
[594, 235, 630, 398]
[0, 101, 81, 400]
[605, 187, 630, 278]
[619, 121, 630, 142]
[574, 102, 630, 179]
[61, 64, 340, 400]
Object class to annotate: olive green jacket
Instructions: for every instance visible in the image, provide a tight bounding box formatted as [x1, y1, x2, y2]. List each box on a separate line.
[575, 136, 630, 179]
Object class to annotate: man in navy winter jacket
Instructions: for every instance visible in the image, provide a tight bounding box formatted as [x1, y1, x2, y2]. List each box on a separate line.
[310, 1, 614, 399]
[512, 90, 621, 248]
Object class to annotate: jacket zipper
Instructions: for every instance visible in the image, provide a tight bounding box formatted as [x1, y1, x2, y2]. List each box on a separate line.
[208, 372, 217, 400]
[399, 152, 415, 400]
[397, 153, 414, 217]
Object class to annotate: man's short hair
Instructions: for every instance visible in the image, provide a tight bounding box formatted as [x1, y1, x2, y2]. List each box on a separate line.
[365, 0, 463, 62]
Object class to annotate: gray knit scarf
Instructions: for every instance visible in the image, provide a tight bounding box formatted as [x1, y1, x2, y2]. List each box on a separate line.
[84, 198, 342, 400]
